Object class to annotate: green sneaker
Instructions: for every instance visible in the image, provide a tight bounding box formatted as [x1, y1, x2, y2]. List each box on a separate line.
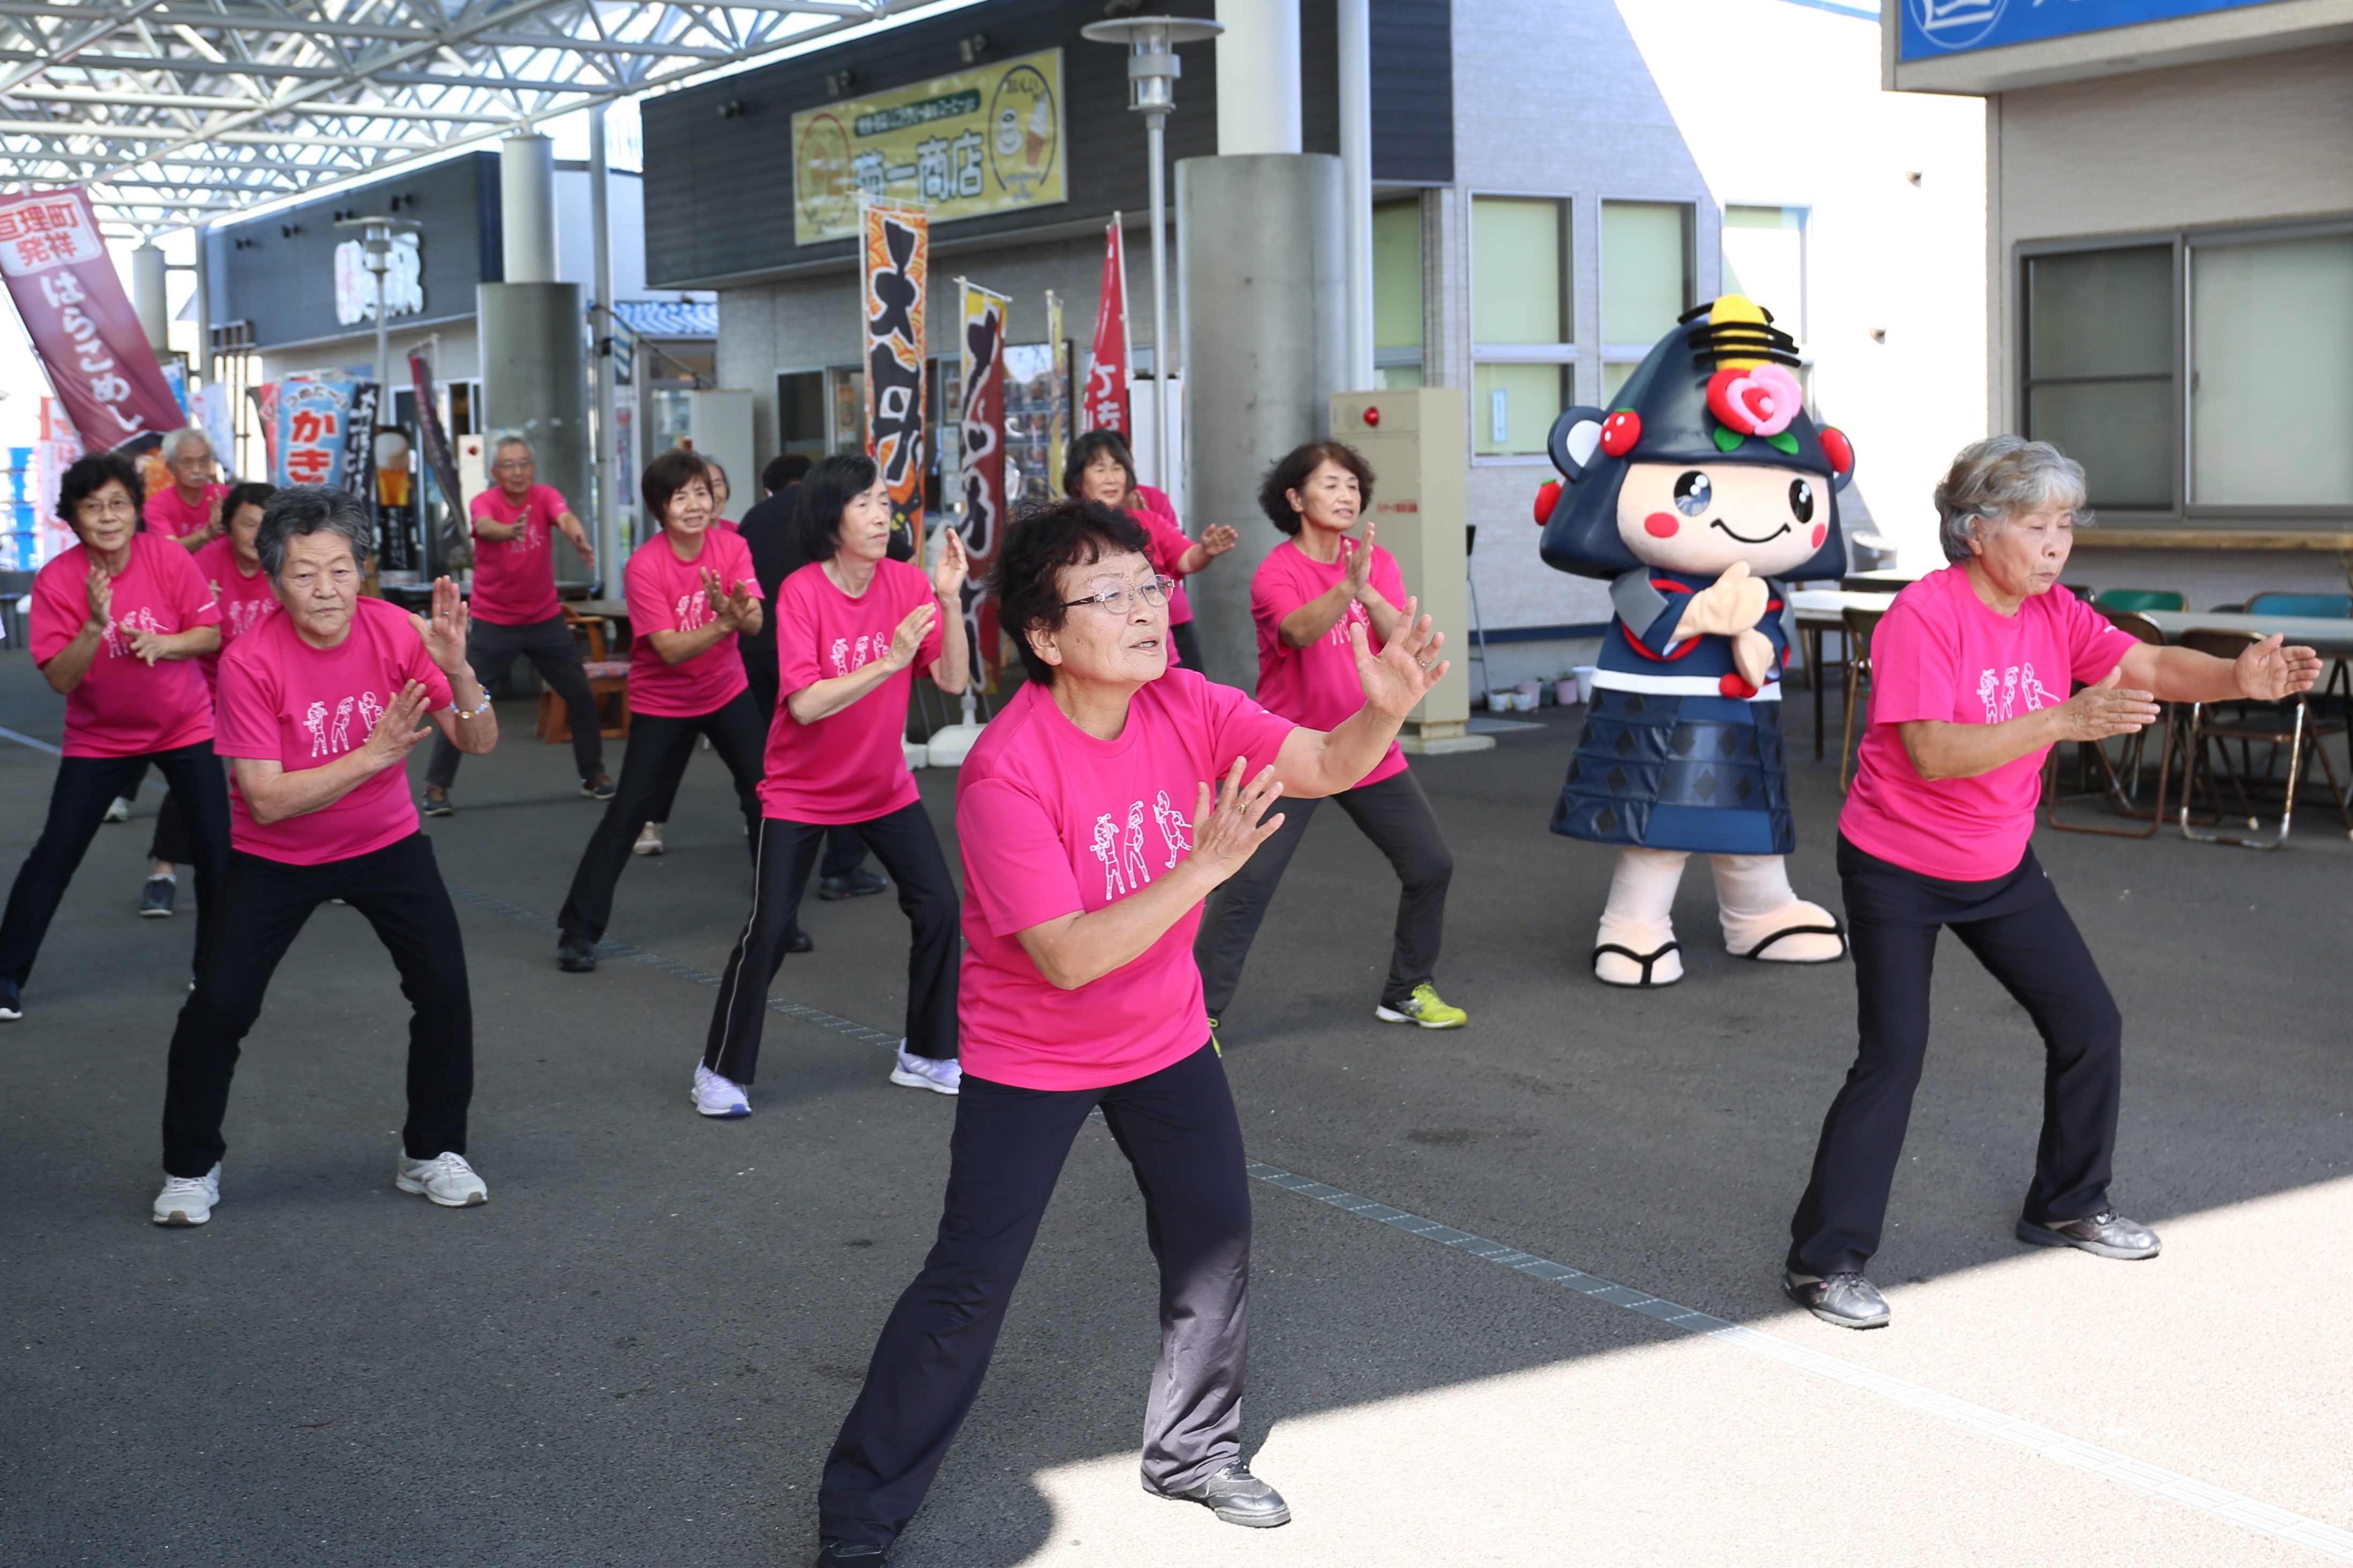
[1375, 982, 1467, 1030]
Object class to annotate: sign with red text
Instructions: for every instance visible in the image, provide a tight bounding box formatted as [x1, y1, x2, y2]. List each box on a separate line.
[957, 279, 1009, 691]
[0, 189, 183, 453]
[1083, 219, 1130, 438]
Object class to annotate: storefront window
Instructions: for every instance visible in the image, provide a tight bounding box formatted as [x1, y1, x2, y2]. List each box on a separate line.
[1601, 200, 1692, 393]
[1471, 195, 1573, 456]
[2191, 231, 2353, 506]
[777, 370, 826, 460]
[1722, 205, 1807, 340]
[2024, 244, 2173, 511]
[1374, 198, 1424, 388]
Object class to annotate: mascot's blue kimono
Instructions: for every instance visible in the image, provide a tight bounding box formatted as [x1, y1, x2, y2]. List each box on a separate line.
[1536, 296, 1857, 988]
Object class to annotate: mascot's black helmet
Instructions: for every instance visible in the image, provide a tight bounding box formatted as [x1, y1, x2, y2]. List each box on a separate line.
[1533, 295, 1855, 582]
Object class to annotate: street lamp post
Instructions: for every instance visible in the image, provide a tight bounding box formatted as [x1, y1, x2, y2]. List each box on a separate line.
[335, 214, 421, 570]
[1080, 13, 1222, 498]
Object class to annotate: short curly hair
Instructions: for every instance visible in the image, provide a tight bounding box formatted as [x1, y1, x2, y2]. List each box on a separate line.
[58, 452, 144, 529]
[1934, 436, 2093, 564]
[990, 499, 1153, 686]
[1257, 440, 1375, 536]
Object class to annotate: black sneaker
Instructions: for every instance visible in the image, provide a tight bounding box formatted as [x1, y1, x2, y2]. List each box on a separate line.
[788, 927, 815, 954]
[0, 978, 20, 1020]
[818, 867, 890, 902]
[421, 788, 454, 818]
[1151, 1460, 1291, 1528]
[557, 938, 599, 973]
[139, 874, 176, 918]
[582, 774, 616, 800]
[812, 1542, 887, 1566]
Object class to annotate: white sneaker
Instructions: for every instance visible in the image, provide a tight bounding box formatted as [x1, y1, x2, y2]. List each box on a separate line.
[890, 1043, 961, 1096]
[692, 1062, 751, 1118]
[395, 1151, 488, 1207]
[103, 797, 132, 824]
[632, 822, 665, 857]
[153, 1164, 220, 1226]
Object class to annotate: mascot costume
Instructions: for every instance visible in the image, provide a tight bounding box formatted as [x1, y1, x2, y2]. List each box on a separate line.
[1536, 295, 1856, 988]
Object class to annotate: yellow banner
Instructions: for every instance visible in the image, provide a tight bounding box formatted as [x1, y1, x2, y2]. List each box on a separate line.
[794, 48, 1065, 246]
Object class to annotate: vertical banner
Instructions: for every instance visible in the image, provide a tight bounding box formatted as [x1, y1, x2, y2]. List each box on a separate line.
[273, 375, 375, 489]
[860, 199, 929, 549]
[1044, 289, 1067, 502]
[1083, 217, 1130, 438]
[33, 397, 79, 565]
[246, 382, 281, 484]
[408, 350, 469, 571]
[0, 189, 184, 454]
[956, 279, 1010, 692]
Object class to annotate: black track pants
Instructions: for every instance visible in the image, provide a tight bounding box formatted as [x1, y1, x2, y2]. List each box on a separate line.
[424, 613, 604, 788]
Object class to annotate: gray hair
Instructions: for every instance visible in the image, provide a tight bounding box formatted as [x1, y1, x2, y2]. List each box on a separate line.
[1935, 437, 2093, 564]
[490, 431, 534, 461]
[164, 425, 213, 461]
[257, 485, 373, 581]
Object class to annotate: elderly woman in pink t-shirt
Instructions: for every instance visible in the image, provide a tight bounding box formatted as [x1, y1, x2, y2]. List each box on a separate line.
[1783, 437, 2321, 1331]
[810, 498, 1448, 1564]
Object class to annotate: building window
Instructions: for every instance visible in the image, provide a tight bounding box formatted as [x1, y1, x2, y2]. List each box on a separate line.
[1373, 198, 1424, 389]
[1722, 205, 1808, 341]
[1470, 194, 1573, 456]
[1601, 200, 1693, 400]
[2190, 231, 2353, 507]
[2022, 244, 2173, 511]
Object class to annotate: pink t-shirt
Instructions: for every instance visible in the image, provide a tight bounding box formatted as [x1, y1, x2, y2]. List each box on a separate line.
[1251, 537, 1407, 788]
[957, 669, 1297, 1090]
[29, 532, 220, 758]
[214, 596, 452, 865]
[1131, 485, 1196, 629]
[763, 557, 943, 823]
[193, 537, 279, 688]
[145, 483, 228, 541]
[624, 527, 762, 719]
[468, 483, 569, 626]
[1842, 566, 2133, 881]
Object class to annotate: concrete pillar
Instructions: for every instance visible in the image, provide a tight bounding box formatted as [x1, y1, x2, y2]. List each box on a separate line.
[1176, 152, 1346, 691]
[1338, 0, 1375, 390]
[477, 280, 589, 578]
[191, 227, 212, 386]
[1215, 0, 1301, 155]
[499, 133, 558, 284]
[588, 106, 620, 590]
[131, 243, 169, 353]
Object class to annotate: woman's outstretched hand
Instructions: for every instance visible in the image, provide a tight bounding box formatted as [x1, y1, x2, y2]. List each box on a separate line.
[2234, 634, 2322, 702]
[1186, 757, 1286, 889]
[2054, 666, 2160, 741]
[1351, 594, 1448, 720]
[932, 527, 970, 601]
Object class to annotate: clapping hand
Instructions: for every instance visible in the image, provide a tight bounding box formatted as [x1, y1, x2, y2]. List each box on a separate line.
[1351, 594, 1448, 721]
[1199, 523, 1240, 559]
[702, 568, 759, 633]
[2234, 634, 2322, 702]
[1184, 758, 1287, 888]
[84, 565, 113, 634]
[359, 681, 435, 769]
[127, 626, 176, 665]
[886, 599, 939, 671]
[1342, 521, 1377, 601]
[424, 575, 472, 674]
[932, 528, 970, 602]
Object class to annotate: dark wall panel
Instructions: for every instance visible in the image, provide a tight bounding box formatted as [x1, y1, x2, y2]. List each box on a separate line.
[1373, 0, 1454, 185]
[213, 152, 498, 351]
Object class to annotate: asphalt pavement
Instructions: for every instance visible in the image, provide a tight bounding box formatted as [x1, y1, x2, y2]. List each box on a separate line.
[2, 649, 2349, 1567]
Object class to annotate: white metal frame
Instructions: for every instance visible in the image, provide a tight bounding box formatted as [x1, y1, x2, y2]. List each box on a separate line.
[0, 1, 963, 237]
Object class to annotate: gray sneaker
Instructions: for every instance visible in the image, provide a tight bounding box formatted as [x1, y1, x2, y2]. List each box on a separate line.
[2016, 1209, 2161, 1259]
[1784, 1270, 1890, 1329]
[1151, 1460, 1291, 1528]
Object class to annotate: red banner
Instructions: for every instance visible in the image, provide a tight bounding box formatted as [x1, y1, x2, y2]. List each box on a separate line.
[0, 189, 183, 454]
[1083, 218, 1129, 437]
[861, 200, 928, 547]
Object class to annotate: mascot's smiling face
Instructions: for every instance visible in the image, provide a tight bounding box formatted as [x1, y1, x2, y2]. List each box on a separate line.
[1616, 460, 1828, 578]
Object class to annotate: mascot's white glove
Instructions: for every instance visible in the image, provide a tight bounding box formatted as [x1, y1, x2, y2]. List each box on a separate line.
[1674, 561, 1769, 640]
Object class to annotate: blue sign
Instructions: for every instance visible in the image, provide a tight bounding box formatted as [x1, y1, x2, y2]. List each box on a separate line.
[1901, 0, 2288, 59]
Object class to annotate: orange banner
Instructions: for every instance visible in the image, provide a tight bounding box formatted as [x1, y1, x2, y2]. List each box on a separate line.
[861, 200, 929, 547]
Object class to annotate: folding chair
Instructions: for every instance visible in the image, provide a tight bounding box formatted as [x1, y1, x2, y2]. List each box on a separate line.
[2042, 610, 2182, 837]
[1836, 605, 1883, 794]
[2176, 627, 2352, 849]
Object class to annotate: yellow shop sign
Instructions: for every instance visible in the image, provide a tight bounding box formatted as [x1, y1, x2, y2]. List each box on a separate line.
[793, 48, 1066, 245]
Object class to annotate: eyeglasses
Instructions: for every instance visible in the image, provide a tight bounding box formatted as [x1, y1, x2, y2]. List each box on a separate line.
[1064, 575, 1172, 613]
[76, 497, 136, 519]
[493, 459, 532, 472]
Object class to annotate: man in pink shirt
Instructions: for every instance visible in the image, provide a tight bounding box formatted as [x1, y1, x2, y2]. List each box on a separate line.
[143, 427, 230, 553]
[152, 486, 499, 1228]
[421, 434, 610, 813]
